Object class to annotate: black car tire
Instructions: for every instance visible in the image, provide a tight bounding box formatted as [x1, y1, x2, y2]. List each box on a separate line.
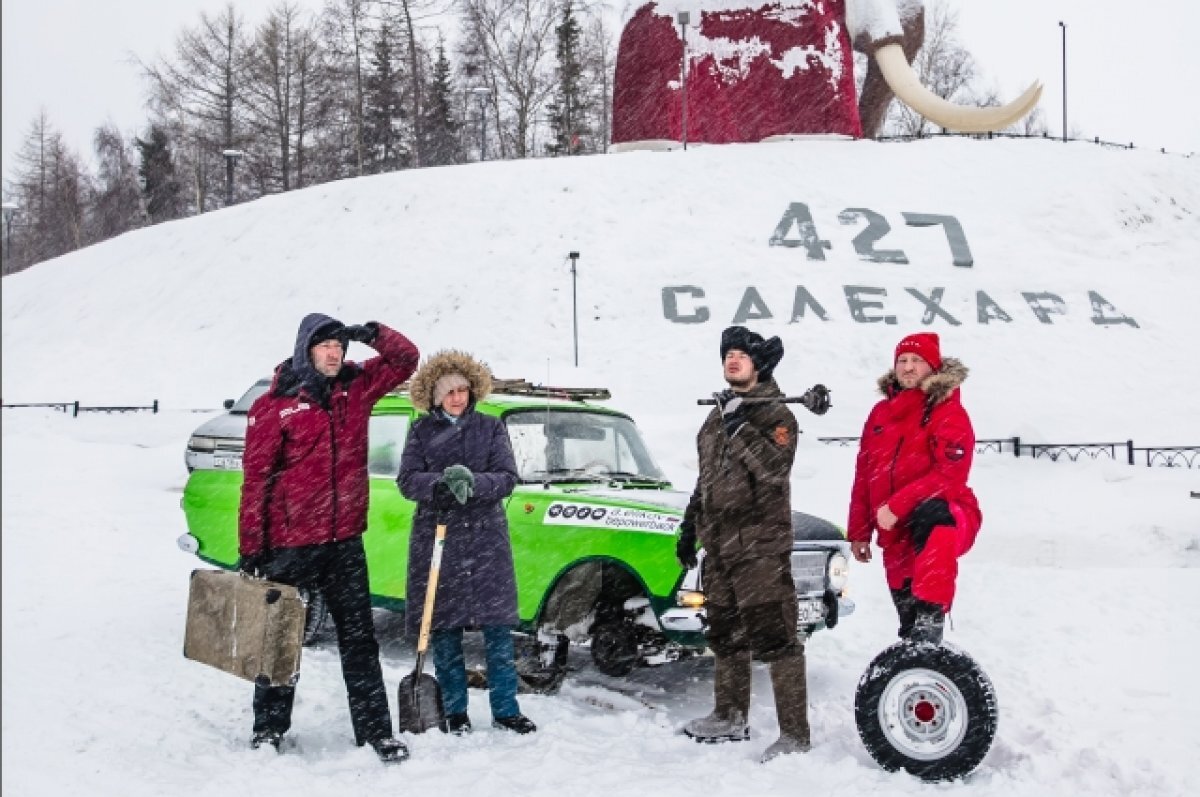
[854, 641, 998, 782]
[514, 632, 569, 694]
[589, 621, 639, 678]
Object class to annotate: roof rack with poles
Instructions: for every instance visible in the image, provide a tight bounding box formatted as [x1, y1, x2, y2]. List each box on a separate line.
[389, 378, 610, 402]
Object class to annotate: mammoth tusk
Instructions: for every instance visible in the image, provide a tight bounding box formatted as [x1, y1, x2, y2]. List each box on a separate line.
[873, 44, 1044, 134]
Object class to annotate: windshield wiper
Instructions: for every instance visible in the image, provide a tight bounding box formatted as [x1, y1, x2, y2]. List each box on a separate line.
[523, 468, 610, 484]
[603, 471, 669, 486]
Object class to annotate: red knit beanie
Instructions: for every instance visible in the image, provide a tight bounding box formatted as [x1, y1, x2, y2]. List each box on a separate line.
[894, 333, 942, 371]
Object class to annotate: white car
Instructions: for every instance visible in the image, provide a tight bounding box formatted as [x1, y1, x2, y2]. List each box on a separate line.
[184, 378, 270, 472]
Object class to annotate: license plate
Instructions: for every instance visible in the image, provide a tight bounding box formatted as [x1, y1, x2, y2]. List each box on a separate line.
[796, 599, 824, 626]
[213, 454, 242, 470]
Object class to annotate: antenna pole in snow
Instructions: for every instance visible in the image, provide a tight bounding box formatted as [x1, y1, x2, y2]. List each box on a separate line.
[677, 11, 690, 151]
[1058, 21, 1068, 143]
[568, 251, 580, 366]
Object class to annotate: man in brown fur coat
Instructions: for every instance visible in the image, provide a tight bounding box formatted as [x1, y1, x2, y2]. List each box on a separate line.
[677, 325, 810, 762]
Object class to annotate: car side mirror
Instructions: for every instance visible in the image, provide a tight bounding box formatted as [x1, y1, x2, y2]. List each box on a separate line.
[223, 399, 235, 410]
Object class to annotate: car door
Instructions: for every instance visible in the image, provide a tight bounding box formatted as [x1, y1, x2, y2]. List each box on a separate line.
[362, 410, 415, 604]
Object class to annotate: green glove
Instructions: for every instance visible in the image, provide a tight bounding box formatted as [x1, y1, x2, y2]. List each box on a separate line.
[442, 464, 475, 504]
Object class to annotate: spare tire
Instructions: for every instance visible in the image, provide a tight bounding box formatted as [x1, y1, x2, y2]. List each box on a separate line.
[854, 641, 998, 781]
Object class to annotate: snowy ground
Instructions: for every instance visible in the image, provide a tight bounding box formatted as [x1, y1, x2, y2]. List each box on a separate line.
[3, 136, 1199, 794]
[1, 408, 1197, 796]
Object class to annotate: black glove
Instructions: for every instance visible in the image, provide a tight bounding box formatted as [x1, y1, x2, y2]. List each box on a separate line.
[718, 391, 747, 437]
[344, 322, 379, 345]
[676, 521, 698, 570]
[800, 384, 832, 416]
[238, 553, 267, 578]
[431, 480, 457, 511]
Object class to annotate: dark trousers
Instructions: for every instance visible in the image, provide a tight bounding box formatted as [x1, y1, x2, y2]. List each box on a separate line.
[253, 537, 393, 745]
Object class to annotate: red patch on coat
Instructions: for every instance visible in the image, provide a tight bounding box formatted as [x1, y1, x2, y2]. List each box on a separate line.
[773, 426, 791, 446]
[944, 442, 966, 461]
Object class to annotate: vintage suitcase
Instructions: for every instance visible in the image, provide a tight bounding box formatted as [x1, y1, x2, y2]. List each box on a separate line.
[183, 569, 306, 687]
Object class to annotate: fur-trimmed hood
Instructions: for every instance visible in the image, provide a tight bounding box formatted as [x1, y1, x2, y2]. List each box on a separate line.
[408, 349, 494, 411]
[877, 357, 969, 406]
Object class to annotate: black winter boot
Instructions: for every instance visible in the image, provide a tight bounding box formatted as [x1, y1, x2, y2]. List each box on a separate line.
[910, 599, 945, 645]
[250, 730, 283, 752]
[368, 736, 410, 764]
[443, 712, 472, 735]
[493, 714, 537, 734]
[890, 580, 917, 639]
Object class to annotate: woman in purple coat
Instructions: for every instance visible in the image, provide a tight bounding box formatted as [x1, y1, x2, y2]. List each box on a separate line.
[397, 350, 536, 735]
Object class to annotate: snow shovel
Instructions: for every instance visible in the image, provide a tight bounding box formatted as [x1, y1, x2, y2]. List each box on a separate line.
[397, 522, 447, 734]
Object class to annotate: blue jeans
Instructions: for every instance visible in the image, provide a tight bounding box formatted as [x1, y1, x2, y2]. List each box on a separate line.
[430, 626, 520, 719]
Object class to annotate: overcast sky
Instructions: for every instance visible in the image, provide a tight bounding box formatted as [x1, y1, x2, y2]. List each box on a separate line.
[3, 0, 1198, 188]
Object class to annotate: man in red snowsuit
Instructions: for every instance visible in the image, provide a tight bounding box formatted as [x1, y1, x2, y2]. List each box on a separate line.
[847, 333, 981, 644]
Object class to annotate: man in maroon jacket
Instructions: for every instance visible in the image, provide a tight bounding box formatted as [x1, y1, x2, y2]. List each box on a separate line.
[847, 333, 981, 645]
[238, 312, 418, 762]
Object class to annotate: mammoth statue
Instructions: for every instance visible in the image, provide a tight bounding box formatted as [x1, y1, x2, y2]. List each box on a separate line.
[611, 0, 1042, 148]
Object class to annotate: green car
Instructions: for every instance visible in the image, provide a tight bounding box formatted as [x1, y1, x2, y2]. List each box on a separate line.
[178, 380, 854, 689]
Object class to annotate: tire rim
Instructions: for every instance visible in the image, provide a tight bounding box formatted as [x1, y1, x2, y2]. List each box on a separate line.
[877, 666, 968, 761]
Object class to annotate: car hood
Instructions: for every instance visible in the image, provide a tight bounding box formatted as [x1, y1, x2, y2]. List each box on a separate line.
[190, 412, 250, 439]
[567, 487, 843, 543]
[568, 487, 691, 512]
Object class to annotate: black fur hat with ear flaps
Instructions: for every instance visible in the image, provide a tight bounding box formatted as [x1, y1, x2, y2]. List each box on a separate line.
[720, 325, 784, 382]
[408, 350, 494, 412]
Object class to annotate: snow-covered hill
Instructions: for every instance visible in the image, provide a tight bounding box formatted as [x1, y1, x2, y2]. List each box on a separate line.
[3, 138, 1198, 442]
[2, 139, 1198, 796]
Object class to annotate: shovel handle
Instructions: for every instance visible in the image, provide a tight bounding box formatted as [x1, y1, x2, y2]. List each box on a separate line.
[415, 523, 448, 657]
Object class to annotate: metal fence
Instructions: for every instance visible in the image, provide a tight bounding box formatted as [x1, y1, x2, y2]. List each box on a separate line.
[875, 129, 1195, 157]
[2, 400, 159, 416]
[817, 436, 1199, 469]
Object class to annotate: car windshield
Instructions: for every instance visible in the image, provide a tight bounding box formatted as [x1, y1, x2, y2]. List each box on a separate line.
[230, 380, 271, 414]
[504, 409, 667, 484]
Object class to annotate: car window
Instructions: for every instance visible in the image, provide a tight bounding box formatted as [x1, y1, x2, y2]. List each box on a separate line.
[504, 410, 666, 482]
[230, 380, 271, 414]
[368, 414, 411, 478]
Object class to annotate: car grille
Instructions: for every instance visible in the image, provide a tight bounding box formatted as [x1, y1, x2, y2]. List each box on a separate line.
[790, 550, 827, 595]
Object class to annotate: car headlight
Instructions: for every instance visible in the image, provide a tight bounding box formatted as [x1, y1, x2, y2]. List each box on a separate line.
[827, 552, 849, 592]
[188, 435, 217, 452]
[675, 590, 706, 609]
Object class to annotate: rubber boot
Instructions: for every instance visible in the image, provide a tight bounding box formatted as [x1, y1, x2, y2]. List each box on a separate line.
[910, 599, 945, 645]
[890, 580, 917, 639]
[760, 650, 811, 762]
[683, 651, 751, 742]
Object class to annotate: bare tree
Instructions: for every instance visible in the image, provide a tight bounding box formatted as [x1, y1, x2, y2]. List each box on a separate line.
[141, 3, 250, 210]
[459, 0, 558, 159]
[318, 0, 374, 176]
[89, 123, 144, 242]
[1007, 104, 1048, 137]
[242, 2, 327, 191]
[4, 112, 89, 272]
[881, 0, 992, 137]
[579, 5, 615, 153]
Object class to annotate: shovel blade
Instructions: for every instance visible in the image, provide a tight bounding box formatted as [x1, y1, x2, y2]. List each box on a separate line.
[397, 671, 444, 734]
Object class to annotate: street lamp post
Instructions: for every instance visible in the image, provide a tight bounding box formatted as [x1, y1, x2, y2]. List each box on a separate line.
[1, 202, 19, 263]
[222, 149, 243, 205]
[677, 11, 690, 150]
[568, 251, 580, 366]
[470, 87, 491, 161]
[1058, 21, 1067, 143]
